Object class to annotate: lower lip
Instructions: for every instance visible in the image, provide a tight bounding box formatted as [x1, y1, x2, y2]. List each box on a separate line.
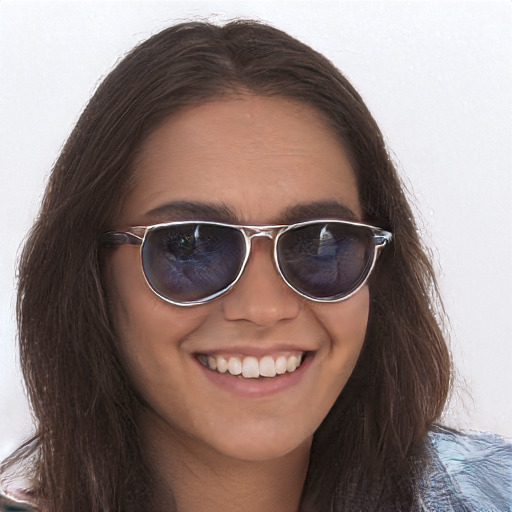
[194, 353, 313, 397]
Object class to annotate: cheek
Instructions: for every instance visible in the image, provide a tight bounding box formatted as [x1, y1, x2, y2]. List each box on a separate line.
[107, 245, 199, 328]
[322, 284, 369, 335]
[314, 286, 370, 375]
[104, 248, 209, 385]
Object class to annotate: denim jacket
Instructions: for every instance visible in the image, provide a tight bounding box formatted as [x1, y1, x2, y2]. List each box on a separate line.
[416, 426, 511, 511]
[1, 427, 511, 511]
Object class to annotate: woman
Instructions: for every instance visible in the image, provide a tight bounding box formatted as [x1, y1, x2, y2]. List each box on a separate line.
[1, 20, 510, 512]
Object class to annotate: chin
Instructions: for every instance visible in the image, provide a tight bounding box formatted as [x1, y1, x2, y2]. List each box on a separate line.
[202, 423, 313, 463]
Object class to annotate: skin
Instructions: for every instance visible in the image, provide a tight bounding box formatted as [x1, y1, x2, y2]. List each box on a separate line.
[107, 95, 370, 512]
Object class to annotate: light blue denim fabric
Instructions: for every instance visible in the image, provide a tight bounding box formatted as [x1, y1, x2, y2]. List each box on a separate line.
[418, 427, 511, 511]
[1, 427, 511, 511]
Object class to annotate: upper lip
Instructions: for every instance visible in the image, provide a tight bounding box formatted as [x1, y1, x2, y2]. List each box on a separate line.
[190, 344, 317, 358]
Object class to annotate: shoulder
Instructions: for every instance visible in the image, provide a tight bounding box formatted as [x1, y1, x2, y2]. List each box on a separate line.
[0, 491, 38, 512]
[0, 454, 39, 512]
[419, 425, 512, 511]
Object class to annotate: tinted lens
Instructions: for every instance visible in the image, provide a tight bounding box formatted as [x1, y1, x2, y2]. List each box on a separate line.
[142, 223, 246, 303]
[277, 222, 374, 300]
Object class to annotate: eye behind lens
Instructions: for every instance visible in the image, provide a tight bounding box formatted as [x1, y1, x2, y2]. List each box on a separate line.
[277, 222, 375, 300]
[141, 223, 247, 304]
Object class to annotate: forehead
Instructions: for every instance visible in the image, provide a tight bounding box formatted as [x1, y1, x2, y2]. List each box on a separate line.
[122, 95, 361, 225]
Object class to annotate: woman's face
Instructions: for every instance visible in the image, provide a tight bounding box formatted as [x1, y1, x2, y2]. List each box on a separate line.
[108, 95, 369, 462]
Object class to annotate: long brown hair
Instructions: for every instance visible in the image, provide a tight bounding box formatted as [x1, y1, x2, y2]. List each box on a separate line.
[5, 20, 451, 511]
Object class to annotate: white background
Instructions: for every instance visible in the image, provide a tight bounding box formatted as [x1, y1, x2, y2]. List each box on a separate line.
[1, 1, 511, 460]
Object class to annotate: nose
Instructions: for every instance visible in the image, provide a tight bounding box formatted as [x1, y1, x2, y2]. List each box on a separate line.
[221, 238, 301, 326]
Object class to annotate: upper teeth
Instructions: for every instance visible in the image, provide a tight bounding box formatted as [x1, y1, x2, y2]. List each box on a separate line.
[198, 352, 304, 379]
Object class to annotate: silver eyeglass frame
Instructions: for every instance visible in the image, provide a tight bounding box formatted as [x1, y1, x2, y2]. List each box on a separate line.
[102, 219, 392, 306]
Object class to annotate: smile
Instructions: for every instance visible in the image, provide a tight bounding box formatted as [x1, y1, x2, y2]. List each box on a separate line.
[196, 352, 305, 379]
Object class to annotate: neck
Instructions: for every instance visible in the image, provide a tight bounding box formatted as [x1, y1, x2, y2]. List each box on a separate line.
[141, 412, 311, 512]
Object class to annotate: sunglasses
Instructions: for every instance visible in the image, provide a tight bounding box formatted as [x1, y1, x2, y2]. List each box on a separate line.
[102, 219, 392, 306]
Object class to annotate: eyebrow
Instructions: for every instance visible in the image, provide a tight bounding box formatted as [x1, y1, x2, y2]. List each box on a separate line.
[143, 201, 238, 223]
[281, 201, 359, 224]
[143, 199, 359, 225]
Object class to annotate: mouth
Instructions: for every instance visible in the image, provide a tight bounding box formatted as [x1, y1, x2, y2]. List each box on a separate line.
[196, 351, 307, 379]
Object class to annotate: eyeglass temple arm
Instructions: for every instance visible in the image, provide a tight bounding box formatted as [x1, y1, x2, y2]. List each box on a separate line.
[101, 231, 142, 247]
[373, 229, 393, 247]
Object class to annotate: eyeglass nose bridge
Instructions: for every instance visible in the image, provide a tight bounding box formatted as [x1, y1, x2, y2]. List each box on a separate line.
[238, 226, 286, 276]
[241, 225, 286, 242]
[234, 225, 290, 298]
[244, 226, 277, 239]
